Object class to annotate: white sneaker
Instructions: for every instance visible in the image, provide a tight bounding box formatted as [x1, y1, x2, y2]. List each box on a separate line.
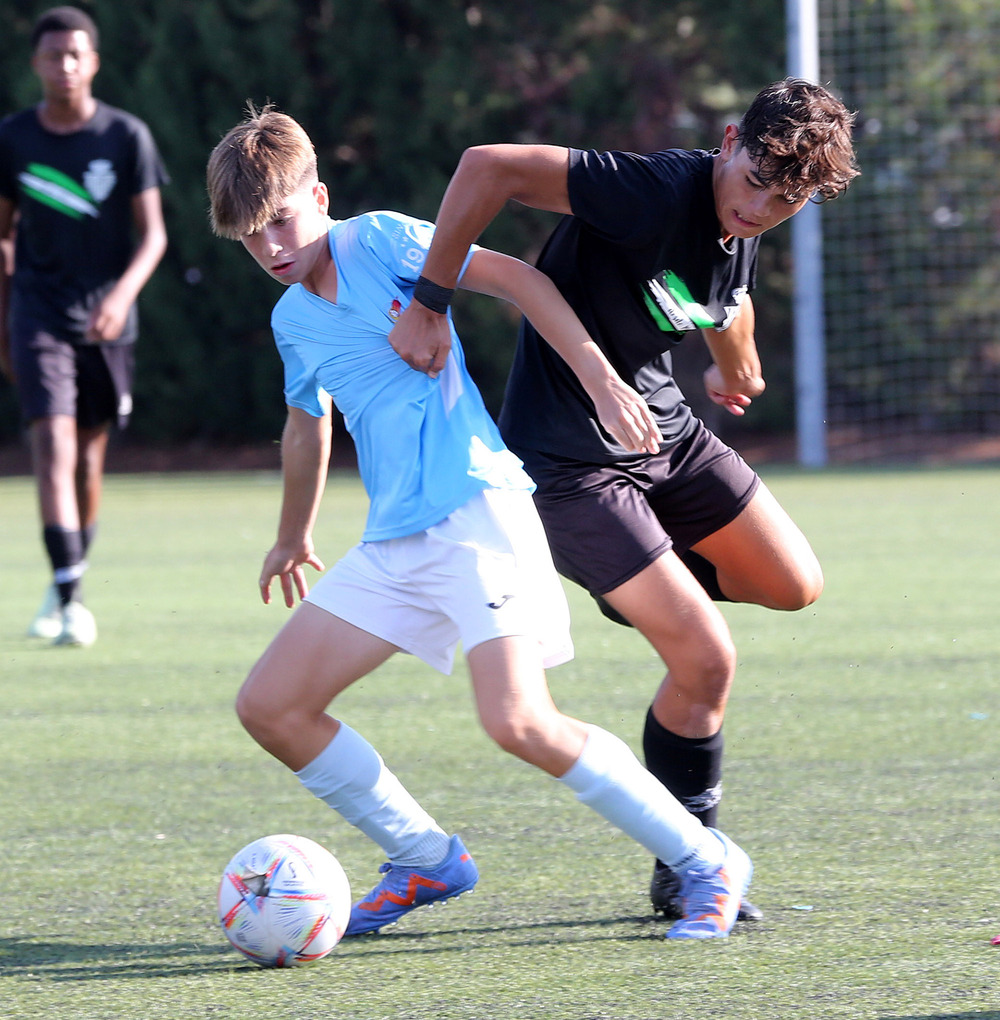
[27, 584, 63, 639]
[53, 601, 97, 647]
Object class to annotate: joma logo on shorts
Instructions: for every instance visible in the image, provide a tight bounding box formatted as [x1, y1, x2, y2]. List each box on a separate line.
[487, 595, 513, 609]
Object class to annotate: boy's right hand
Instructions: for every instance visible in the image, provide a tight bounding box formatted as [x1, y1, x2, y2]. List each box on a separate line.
[388, 301, 452, 378]
[259, 543, 325, 607]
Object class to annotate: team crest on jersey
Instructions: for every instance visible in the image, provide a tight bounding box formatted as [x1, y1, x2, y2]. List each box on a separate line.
[389, 298, 402, 320]
[83, 159, 116, 202]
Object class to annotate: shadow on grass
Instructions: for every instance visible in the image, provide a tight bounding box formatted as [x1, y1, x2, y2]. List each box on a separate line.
[0, 937, 239, 981]
[336, 911, 666, 958]
[881, 1015, 1000, 1020]
[0, 913, 667, 982]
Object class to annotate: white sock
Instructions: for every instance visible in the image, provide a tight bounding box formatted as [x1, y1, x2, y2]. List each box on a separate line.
[558, 725, 724, 874]
[296, 723, 451, 867]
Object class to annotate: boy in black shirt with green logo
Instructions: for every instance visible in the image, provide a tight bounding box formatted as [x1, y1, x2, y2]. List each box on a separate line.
[384, 78, 858, 922]
[0, 7, 168, 646]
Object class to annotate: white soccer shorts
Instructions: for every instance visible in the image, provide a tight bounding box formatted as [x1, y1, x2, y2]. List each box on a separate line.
[304, 487, 574, 674]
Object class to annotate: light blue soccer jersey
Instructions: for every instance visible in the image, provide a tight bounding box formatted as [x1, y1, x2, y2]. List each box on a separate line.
[271, 210, 533, 541]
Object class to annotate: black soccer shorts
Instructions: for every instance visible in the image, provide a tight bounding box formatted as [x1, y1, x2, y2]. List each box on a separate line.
[515, 420, 760, 596]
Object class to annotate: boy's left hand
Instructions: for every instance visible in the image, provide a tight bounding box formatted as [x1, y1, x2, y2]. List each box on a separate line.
[703, 363, 761, 417]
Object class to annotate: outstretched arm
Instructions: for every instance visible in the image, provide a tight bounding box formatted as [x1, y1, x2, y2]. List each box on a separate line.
[700, 296, 765, 417]
[460, 248, 661, 454]
[389, 144, 572, 376]
[260, 402, 332, 607]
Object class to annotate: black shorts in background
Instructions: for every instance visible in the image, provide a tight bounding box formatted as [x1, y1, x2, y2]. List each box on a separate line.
[12, 327, 134, 429]
[514, 420, 760, 596]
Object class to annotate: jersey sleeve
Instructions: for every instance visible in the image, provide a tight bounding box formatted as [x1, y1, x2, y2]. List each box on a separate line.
[567, 147, 697, 250]
[356, 210, 477, 286]
[127, 116, 169, 195]
[273, 322, 328, 418]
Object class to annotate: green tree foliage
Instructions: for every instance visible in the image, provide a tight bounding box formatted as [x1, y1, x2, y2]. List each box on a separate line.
[0, 0, 788, 446]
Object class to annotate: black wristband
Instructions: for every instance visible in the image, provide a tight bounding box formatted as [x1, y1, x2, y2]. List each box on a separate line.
[413, 275, 454, 314]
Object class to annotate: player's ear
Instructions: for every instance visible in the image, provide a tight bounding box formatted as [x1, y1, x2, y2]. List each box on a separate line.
[314, 182, 329, 215]
[719, 123, 740, 158]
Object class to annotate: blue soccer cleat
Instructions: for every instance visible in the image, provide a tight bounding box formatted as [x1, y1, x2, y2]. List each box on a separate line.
[345, 834, 478, 935]
[666, 828, 753, 940]
[651, 861, 763, 922]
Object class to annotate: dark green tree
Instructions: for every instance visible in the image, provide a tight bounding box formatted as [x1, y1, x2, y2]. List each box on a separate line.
[0, 0, 789, 448]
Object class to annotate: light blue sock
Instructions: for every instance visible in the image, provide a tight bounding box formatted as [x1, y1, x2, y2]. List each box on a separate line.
[558, 725, 723, 874]
[296, 723, 450, 867]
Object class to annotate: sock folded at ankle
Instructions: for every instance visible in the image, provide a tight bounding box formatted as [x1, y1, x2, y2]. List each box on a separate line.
[43, 525, 86, 606]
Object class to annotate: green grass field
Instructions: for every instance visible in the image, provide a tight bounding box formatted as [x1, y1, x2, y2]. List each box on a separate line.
[1, 465, 999, 1020]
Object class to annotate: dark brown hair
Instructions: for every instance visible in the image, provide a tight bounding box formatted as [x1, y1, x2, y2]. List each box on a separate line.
[738, 77, 859, 202]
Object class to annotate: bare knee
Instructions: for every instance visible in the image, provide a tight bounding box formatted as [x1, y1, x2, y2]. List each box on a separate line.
[467, 637, 589, 776]
[234, 669, 304, 752]
[646, 613, 737, 689]
[796, 567, 824, 609]
[480, 711, 541, 761]
[684, 641, 737, 707]
[479, 707, 584, 777]
[649, 630, 737, 733]
[774, 561, 825, 611]
[234, 679, 275, 745]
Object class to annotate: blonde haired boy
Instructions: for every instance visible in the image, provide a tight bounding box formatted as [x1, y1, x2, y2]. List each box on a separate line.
[207, 107, 752, 939]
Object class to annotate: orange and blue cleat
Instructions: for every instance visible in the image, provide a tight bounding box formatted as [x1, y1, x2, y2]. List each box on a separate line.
[666, 829, 753, 940]
[345, 835, 478, 935]
[651, 861, 763, 922]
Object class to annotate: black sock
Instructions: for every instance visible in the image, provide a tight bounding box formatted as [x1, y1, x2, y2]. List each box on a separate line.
[43, 525, 85, 606]
[643, 707, 724, 869]
[82, 522, 97, 555]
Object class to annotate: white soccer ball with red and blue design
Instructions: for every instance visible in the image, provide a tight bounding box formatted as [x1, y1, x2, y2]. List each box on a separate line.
[217, 834, 351, 967]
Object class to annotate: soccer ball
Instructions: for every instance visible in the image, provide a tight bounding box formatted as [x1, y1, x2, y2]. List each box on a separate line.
[218, 834, 352, 967]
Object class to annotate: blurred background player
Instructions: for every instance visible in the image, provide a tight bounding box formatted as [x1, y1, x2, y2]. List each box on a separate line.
[207, 106, 752, 940]
[0, 6, 168, 645]
[383, 77, 858, 921]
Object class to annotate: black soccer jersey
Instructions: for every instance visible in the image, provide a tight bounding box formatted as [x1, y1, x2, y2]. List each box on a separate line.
[498, 147, 759, 462]
[0, 101, 168, 344]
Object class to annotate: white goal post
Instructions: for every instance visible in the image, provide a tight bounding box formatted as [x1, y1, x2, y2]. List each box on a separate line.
[787, 0, 827, 466]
